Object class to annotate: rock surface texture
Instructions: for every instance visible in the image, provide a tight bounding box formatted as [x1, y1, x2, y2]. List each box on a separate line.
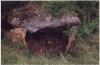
[8, 4, 80, 33]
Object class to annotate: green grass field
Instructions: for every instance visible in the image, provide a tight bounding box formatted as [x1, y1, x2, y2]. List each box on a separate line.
[1, 34, 99, 65]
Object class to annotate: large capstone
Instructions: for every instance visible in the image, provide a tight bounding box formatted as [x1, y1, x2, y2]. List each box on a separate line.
[8, 4, 80, 33]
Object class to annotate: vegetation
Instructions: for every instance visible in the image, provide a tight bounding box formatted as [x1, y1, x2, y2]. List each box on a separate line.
[1, 1, 99, 64]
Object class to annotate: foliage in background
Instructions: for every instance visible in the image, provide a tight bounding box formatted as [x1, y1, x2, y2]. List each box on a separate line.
[75, 1, 99, 42]
[41, 1, 77, 16]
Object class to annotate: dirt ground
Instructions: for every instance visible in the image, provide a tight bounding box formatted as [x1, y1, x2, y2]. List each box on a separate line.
[26, 31, 68, 56]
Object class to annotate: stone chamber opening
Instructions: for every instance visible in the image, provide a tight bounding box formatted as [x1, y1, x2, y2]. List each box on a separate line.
[26, 31, 68, 55]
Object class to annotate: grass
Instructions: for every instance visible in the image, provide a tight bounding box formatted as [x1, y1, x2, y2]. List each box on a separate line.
[1, 34, 99, 65]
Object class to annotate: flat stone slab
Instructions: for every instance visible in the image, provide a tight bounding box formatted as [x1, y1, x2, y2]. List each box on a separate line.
[8, 4, 80, 33]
